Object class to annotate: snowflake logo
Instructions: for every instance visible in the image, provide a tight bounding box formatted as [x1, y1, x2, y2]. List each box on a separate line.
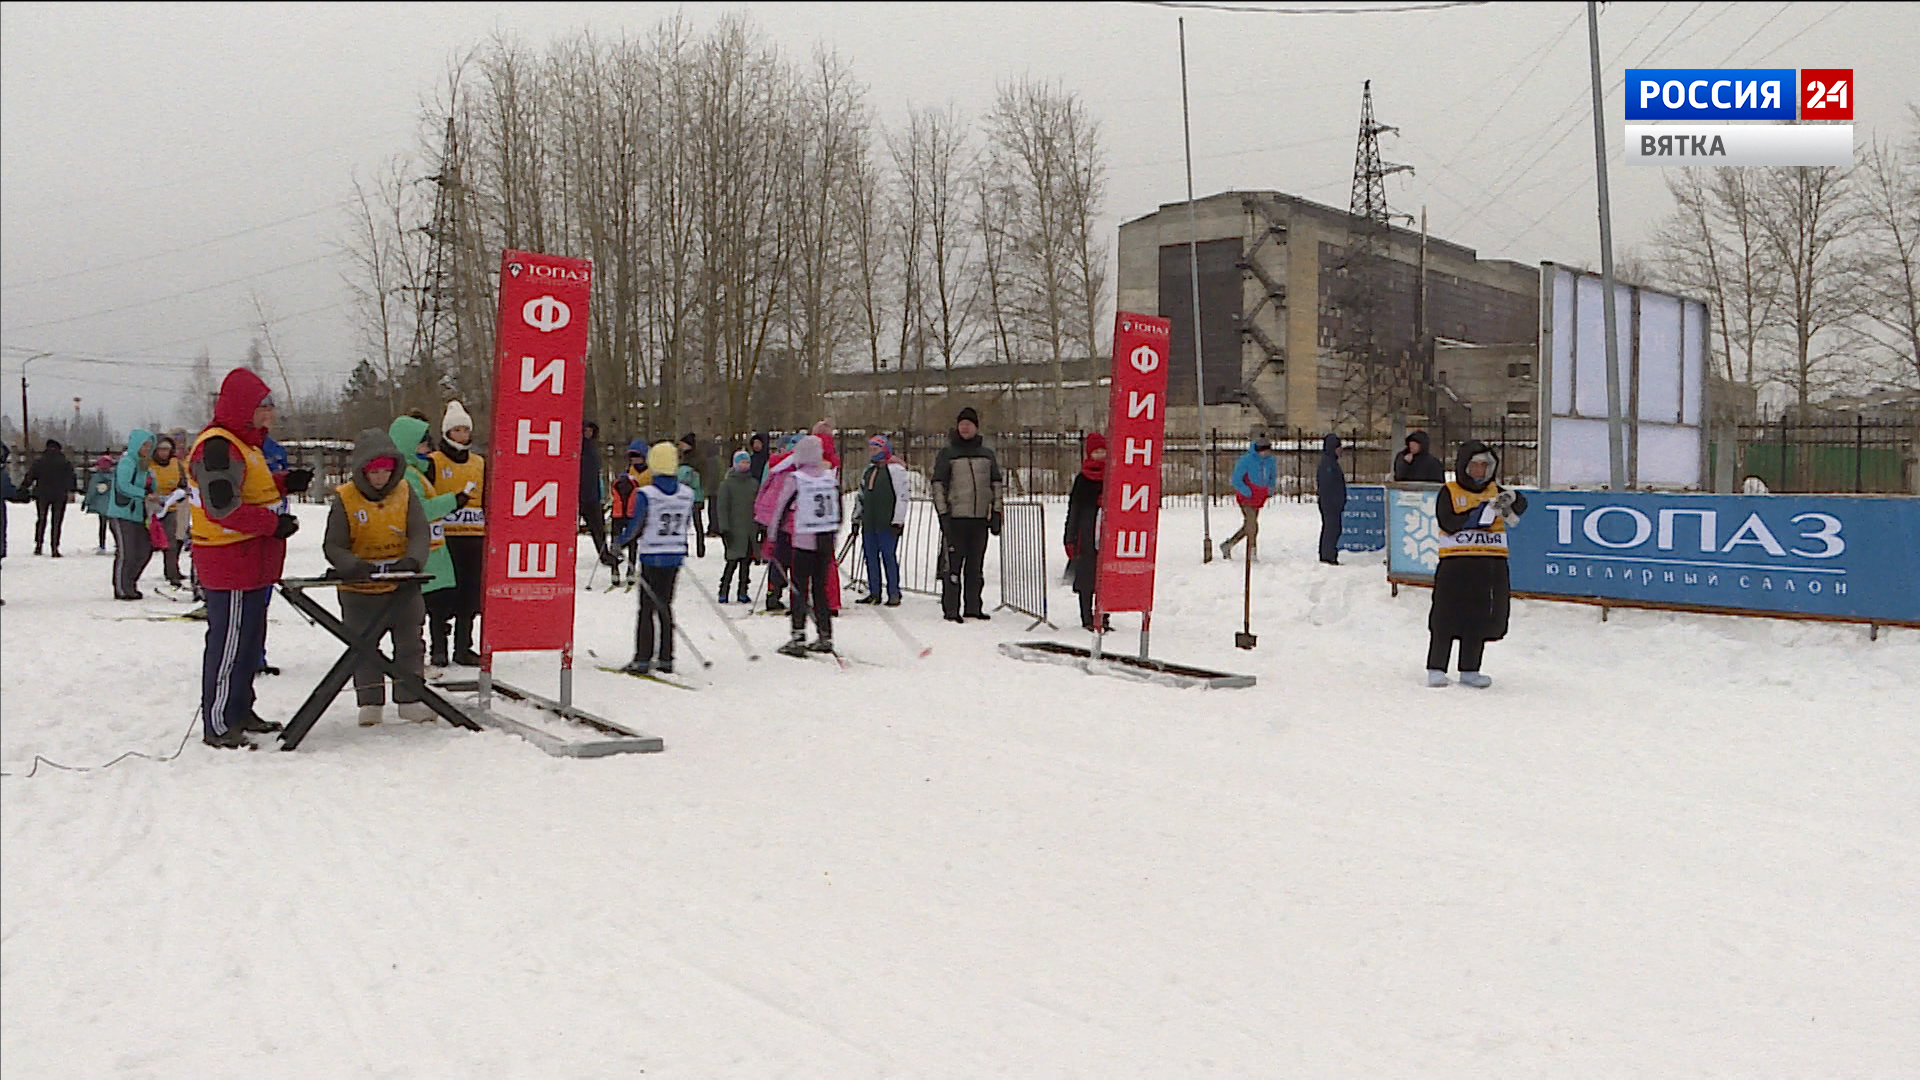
[1394, 491, 1440, 571]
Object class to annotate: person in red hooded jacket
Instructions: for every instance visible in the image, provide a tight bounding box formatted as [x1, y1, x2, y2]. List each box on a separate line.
[188, 368, 312, 748]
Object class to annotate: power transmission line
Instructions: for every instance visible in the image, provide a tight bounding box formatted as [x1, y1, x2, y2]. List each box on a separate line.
[2, 201, 347, 293]
[1120, 0, 1490, 13]
[4, 251, 335, 334]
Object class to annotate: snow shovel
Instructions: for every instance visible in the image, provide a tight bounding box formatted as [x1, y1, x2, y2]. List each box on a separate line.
[1234, 551, 1257, 650]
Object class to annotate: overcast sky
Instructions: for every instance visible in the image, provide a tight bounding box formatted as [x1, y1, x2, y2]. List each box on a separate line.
[2, 1, 1913, 435]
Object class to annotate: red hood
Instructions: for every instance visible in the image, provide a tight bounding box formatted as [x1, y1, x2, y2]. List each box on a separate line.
[208, 368, 271, 446]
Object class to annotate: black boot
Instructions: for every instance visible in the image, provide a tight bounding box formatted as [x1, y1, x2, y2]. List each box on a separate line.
[202, 728, 255, 750]
[777, 630, 810, 658]
[238, 713, 283, 734]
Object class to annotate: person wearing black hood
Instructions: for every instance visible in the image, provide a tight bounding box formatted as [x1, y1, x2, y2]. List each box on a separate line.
[23, 439, 78, 556]
[1393, 430, 1446, 482]
[1315, 434, 1346, 565]
[579, 420, 609, 562]
[1427, 440, 1527, 689]
[931, 406, 1003, 622]
[748, 432, 770, 481]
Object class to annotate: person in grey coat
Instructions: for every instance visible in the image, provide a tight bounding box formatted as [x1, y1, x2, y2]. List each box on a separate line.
[930, 406, 1004, 622]
[324, 427, 432, 728]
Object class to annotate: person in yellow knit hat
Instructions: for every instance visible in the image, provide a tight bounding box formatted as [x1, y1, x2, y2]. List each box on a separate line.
[427, 400, 486, 665]
[1427, 440, 1528, 689]
[324, 427, 432, 728]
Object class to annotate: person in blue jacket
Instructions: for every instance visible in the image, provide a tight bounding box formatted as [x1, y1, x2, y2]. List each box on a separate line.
[1220, 439, 1276, 562]
[1316, 434, 1347, 565]
[604, 442, 692, 675]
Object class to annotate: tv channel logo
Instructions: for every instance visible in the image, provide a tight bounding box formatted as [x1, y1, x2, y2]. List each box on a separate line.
[1626, 69, 1854, 121]
[1626, 70, 1796, 120]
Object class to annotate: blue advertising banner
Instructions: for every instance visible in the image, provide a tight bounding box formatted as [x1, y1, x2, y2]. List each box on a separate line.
[1385, 485, 1920, 627]
[1340, 485, 1386, 553]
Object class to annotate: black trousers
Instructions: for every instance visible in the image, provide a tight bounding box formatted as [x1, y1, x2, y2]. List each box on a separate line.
[33, 499, 65, 552]
[635, 564, 678, 664]
[1318, 503, 1344, 562]
[720, 556, 752, 598]
[691, 505, 707, 558]
[426, 589, 475, 659]
[941, 517, 990, 618]
[581, 500, 608, 560]
[1426, 634, 1487, 674]
[789, 544, 833, 638]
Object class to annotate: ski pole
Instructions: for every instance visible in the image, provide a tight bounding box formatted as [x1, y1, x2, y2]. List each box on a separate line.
[873, 605, 933, 659]
[684, 570, 761, 661]
[631, 571, 713, 669]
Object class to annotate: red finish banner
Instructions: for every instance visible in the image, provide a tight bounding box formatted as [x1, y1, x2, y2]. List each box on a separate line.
[1095, 312, 1171, 615]
[482, 249, 593, 654]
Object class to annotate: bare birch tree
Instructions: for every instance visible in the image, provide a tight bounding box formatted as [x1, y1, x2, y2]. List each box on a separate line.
[1851, 125, 1920, 390]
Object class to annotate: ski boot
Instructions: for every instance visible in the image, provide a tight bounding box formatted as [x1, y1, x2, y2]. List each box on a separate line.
[777, 630, 810, 659]
[806, 634, 834, 654]
[621, 657, 652, 676]
[717, 587, 731, 605]
[238, 712, 283, 733]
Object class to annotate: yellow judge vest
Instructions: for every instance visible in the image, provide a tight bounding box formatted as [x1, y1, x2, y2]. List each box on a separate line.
[335, 478, 413, 594]
[429, 449, 486, 536]
[149, 458, 188, 500]
[189, 427, 280, 547]
[1437, 481, 1510, 558]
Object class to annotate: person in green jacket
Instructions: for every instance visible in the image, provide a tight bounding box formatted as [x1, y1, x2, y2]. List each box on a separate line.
[674, 432, 708, 559]
[104, 428, 158, 600]
[388, 414, 463, 666]
[711, 450, 760, 603]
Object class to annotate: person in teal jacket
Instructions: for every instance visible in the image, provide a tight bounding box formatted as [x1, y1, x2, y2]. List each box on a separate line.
[388, 415, 462, 663]
[104, 428, 158, 599]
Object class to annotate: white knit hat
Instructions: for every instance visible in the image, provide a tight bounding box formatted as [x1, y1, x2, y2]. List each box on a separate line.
[442, 400, 473, 433]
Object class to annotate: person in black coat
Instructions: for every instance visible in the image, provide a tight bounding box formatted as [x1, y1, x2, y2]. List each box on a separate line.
[748, 432, 770, 481]
[1062, 433, 1108, 632]
[579, 421, 608, 561]
[1393, 430, 1446, 482]
[1315, 433, 1346, 565]
[1427, 440, 1528, 688]
[23, 439, 79, 557]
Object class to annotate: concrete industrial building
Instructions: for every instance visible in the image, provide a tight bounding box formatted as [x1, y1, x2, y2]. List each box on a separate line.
[1117, 190, 1541, 436]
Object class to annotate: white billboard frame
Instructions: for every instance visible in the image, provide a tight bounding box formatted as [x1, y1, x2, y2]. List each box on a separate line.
[1538, 262, 1711, 490]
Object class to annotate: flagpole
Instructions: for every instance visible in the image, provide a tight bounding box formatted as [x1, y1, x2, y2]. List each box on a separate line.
[1179, 16, 1214, 562]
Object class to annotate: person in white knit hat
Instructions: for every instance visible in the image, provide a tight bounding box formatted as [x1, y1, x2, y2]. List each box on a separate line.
[427, 400, 487, 666]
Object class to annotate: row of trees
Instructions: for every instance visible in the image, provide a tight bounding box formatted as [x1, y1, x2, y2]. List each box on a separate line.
[1649, 112, 1920, 414]
[335, 14, 1110, 443]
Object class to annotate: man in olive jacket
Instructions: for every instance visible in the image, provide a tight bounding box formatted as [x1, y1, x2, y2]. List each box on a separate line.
[930, 406, 1004, 622]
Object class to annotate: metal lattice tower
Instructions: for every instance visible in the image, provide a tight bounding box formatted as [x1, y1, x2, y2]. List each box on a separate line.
[1334, 81, 1413, 434]
[408, 116, 464, 405]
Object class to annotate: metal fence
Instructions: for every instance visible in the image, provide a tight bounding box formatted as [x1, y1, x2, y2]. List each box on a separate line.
[1726, 418, 1914, 494]
[816, 420, 1539, 504]
[995, 499, 1052, 628]
[840, 496, 945, 598]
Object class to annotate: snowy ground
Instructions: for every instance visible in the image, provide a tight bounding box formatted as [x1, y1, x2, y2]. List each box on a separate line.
[2, 499, 1915, 1077]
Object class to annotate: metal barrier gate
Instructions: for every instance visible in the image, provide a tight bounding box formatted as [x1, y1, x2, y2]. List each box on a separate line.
[996, 499, 1053, 629]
